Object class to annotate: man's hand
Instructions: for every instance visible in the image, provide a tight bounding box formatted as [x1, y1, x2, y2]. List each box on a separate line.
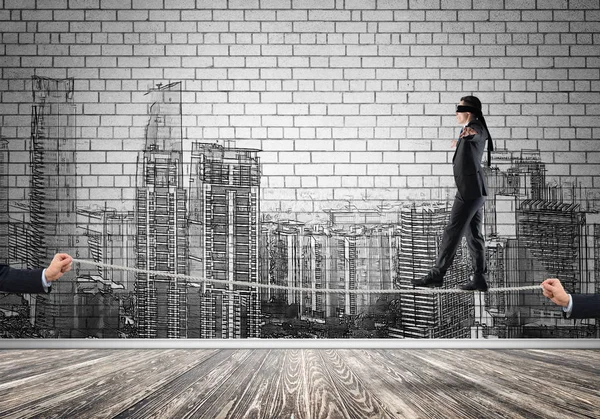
[451, 139, 457, 148]
[460, 126, 478, 138]
[541, 278, 570, 307]
[45, 253, 73, 282]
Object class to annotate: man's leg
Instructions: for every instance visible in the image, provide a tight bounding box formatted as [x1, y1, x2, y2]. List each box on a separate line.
[434, 194, 487, 273]
[460, 198, 488, 290]
[412, 193, 482, 287]
[465, 201, 487, 275]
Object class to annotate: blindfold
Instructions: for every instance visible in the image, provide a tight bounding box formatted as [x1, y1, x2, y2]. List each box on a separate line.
[454, 104, 494, 167]
[456, 105, 480, 114]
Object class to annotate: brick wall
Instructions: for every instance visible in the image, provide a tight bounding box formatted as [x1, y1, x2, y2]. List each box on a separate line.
[1, 0, 600, 220]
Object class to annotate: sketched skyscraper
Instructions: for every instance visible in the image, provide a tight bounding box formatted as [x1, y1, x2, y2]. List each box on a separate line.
[353, 226, 394, 315]
[188, 142, 261, 338]
[28, 76, 77, 267]
[78, 206, 136, 293]
[260, 221, 304, 306]
[518, 200, 587, 336]
[0, 137, 8, 264]
[135, 82, 188, 338]
[301, 228, 329, 321]
[24, 76, 78, 335]
[516, 150, 546, 201]
[393, 204, 473, 339]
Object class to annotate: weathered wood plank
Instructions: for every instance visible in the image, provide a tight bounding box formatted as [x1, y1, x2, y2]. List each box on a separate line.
[317, 349, 395, 418]
[266, 349, 310, 419]
[112, 349, 259, 418]
[37, 349, 220, 419]
[337, 349, 423, 418]
[301, 348, 355, 419]
[0, 349, 598, 419]
[0, 349, 117, 384]
[0, 349, 217, 418]
[429, 349, 600, 418]
[206, 349, 285, 419]
[359, 349, 492, 419]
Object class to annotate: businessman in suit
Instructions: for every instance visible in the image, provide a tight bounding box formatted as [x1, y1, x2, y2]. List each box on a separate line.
[0, 253, 73, 294]
[541, 278, 600, 319]
[412, 95, 494, 291]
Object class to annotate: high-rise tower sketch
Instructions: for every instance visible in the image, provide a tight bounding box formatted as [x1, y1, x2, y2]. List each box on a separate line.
[393, 204, 473, 339]
[78, 206, 136, 293]
[135, 82, 188, 338]
[0, 137, 8, 265]
[260, 220, 304, 306]
[484, 149, 597, 338]
[8, 76, 79, 336]
[300, 226, 328, 321]
[188, 142, 261, 338]
[28, 76, 77, 268]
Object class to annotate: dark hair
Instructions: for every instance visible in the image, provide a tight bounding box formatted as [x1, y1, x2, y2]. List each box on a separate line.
[461, 95, 494, 167]
[460, 95, 482, 113]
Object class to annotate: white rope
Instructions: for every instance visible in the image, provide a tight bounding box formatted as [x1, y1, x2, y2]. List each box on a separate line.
[73, 258, 543, 295]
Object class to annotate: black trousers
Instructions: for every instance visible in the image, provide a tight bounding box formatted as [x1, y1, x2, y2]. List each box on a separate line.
[431, 192, 487, 278]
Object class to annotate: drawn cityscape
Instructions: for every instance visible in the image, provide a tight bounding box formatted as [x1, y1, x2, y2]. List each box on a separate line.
[1, 76, 598, 339]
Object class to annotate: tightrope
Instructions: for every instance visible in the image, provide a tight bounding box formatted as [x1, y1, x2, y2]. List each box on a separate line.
[73, 258, 543, 295]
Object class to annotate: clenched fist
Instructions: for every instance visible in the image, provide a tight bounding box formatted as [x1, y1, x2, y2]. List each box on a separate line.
[45, 253, 73, 282]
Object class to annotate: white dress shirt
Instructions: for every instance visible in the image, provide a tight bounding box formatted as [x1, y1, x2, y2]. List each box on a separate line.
[562, 294, 573, 318]
[41, 269, 52, 292]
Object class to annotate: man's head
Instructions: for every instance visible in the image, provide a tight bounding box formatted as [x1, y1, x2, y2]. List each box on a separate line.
[456, 95, 482, 125]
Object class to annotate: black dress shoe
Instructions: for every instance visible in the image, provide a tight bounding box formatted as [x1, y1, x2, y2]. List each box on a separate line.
[459, 275, 488, 291]
[411, 271, 443, 288]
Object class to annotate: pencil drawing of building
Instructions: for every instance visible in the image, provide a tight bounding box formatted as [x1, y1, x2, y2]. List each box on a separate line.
[260, 220, 304, 306]
[12, 76, 78, 336]
[71, 205, 130, 338]
[351, 226, 394, 316]
[300, 226, 328, 321]
[326, 229, 353, 318]
[595, 222, 600, 297]
[482, 240, 507, 329]
[0, 137, 8, 265]
[326, 226, 394, 318]
[188, 142, 261, 338]
[73, 287, 120, 338]
[514, 150, 547, 201]
[28, 76, 78, 268]
[518, 200, 589, 337]
[392, 204, 473, 339]
[135, 82, 188, 338]
[78, 206, 137, 293]
[485, 149, 597, 338]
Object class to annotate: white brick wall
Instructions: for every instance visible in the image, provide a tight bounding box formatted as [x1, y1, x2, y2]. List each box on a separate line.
[1, 0, 600, 217]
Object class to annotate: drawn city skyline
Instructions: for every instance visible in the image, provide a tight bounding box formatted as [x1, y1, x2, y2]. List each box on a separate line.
[0, 76, 598, 339]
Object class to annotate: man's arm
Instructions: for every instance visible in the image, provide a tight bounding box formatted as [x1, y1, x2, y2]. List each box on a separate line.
[542, 278, 600, 319]
[459, 125, 481, 141]
[0, 265, 46, 293]
[570, 294, 600, 319]
[0, 253, 72, 294]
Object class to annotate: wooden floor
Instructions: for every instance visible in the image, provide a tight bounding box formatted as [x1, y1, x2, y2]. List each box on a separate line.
[0, 349, 598, 418]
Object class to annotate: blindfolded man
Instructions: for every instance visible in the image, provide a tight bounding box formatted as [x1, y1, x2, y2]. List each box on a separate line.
[412, 96, 494, 291]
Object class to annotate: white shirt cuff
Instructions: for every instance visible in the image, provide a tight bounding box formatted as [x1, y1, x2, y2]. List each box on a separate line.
[41, 269, 51, 292]
[562, 294, 573, 318]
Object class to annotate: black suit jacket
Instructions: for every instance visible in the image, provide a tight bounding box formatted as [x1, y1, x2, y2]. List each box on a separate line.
[0, 265, 48, 294]
[568, 294, 600, 319]
[452, 119, 489, 200]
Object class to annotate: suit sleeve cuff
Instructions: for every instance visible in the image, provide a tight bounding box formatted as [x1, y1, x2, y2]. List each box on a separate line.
[41, 269, 51, 292]
[562, 294, 573, 318]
